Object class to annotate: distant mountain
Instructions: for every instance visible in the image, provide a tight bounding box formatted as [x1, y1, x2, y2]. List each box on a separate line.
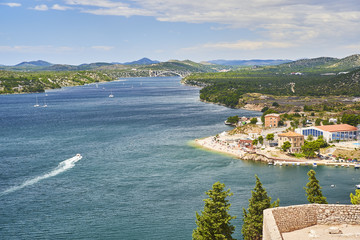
[327, 54, 360, 69]
[276, 55, 360, 72]
[207, 59, 291, 66]
[123, 58, 160, 65]
[15, 60, 53, 67]
[46, 64, 80, 71]
[77, 62, 113, 70]
[279, 57, 338, 69]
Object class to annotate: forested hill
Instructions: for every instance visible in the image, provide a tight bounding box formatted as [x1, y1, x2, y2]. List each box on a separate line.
[183, 67, 360, 108]
[0, 60, 221, 94]
[273, 54, 360, 73]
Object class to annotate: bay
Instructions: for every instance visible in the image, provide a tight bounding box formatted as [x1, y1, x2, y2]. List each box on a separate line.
[0, 77, 359, 239]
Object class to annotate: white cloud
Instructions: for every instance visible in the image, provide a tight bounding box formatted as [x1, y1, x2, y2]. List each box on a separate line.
[183, 40, 296, 52]
[61, 1, 360, 38]
[56, 0, 360, 51]
[33, 4, 49, 11]
[91, 46, 114, 51]
[2, 3, 21, 7]
[52, 4, 73, 11]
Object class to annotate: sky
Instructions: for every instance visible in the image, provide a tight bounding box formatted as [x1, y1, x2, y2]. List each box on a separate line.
[1, 0, 360, 65]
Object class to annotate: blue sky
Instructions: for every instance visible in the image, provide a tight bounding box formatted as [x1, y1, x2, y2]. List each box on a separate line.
[1, 0, 360, 65]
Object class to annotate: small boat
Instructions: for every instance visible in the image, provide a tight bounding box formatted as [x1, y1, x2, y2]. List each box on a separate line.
[331, 184, 335, 188]
[296, 162, 301, 166]
[34, 96, 40, 107]
[43, 97, 47, 107]
[73, 154, 82, 162]
[268, 162, 273, 165]
[313, 163, 317, 167]
[355, 164, 360, 169]
[356, 184, 360, 189]
[109, 91, 114, 98]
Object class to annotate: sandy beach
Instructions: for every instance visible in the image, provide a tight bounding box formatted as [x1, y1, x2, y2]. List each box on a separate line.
[194, 135, 360, 168]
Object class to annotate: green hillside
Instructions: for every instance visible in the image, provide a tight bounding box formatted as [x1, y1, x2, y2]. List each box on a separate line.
[183, 54, 360, 108]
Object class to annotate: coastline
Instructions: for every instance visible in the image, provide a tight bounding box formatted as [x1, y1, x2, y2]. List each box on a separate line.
[193, 135, 360, 168]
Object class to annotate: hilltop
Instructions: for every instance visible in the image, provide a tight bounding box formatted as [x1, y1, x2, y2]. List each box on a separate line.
[183, 54, 360, 108]
[15, 60, 53, 67]
[2, 54, 360, 97]
[207, 59, 291, 66]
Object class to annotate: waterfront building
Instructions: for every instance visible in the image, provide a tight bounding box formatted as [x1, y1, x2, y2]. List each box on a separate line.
[278, 131, 304, 153]
[295, 124, 359, 142]
[264, 114, 280, 128]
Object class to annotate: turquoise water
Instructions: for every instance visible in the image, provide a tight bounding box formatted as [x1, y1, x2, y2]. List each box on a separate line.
[1, 77, 360, 239]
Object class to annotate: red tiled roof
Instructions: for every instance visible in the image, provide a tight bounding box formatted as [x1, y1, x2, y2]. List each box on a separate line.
[265, 114, 280, 118]
[278, 131, 304, 137]
[315, 124, 358, 132]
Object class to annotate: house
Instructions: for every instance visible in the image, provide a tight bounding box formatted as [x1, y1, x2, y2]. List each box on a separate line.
[295, 124, 359, 142]
[278, 131, 304, 153]
[264, 114, 280, 128]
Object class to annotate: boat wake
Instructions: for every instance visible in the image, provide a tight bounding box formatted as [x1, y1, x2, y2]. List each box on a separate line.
[1, 154, 82, 196]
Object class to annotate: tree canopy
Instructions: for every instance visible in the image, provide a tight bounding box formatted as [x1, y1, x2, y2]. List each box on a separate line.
[304, 170, 327, 204]
[193, 182, 236, 240]
[281, 141, 291, 152]
[350, 189, 360, 205]
[242, 175, 279, 240]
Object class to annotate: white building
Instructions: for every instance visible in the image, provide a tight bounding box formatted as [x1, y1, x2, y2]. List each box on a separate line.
[295, 124, 359, 142]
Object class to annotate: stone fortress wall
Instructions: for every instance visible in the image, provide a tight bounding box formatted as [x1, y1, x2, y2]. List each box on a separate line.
[263, 204, 360, 240]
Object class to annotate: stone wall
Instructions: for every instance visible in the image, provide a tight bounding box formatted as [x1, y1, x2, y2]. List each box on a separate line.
[263, 204, 360, 240]
[317, 204, 360, 225]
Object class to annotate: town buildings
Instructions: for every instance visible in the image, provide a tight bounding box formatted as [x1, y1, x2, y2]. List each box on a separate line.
[295, 124, 359, 142]
[264, 114, 280, 128]
[278, 131, 304, 153]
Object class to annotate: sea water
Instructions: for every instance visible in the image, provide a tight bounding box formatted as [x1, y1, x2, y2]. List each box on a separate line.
[0, 77, 359, 239]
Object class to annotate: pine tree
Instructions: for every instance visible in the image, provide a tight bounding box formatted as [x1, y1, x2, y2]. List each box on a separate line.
[304, 169, 327, 204]
[350, 189, 360, 205]
[242, 175, 279, 240]
[193, 182, 236, 240]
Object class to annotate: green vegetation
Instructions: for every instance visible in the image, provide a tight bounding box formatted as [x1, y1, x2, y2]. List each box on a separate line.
[341, 113, 360, 126]
[184, 55, 360, 108]
[350, 189, 360, 205]
[301, 136, 328, 158]
[304, 170, 327, 204]
[242, 175, 279, 240]
[250, 117, 258, 124]
[266, 133, 274, 142]
[0, 70, 112, 94]
[193, 182, 236, 240]
[227, 115, 239, 124]
[0, 59, 220, 94]
[281, 141, 291, 152]
[258, 136, 264, 145]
